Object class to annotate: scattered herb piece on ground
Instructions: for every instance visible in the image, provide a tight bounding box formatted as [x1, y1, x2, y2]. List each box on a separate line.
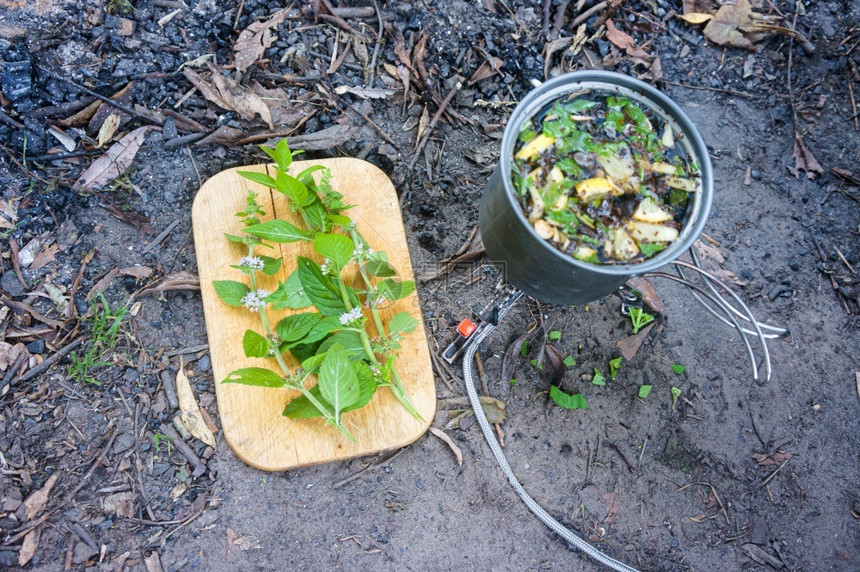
[639, 384, 653, 399]
[592, 368, 606, 386]
[550, 386, 588, 410]
[671, 364, 687, 374]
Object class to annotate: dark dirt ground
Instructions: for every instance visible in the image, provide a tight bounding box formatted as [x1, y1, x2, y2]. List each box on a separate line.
[1, 0, 858, 570]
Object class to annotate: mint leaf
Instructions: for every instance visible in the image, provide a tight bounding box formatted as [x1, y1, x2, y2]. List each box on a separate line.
[550, 386, 588, 410]
[365, 252, 396, 277]
[238, 170, 277, 189]
[639, 384, 652, 399]
[295, 164, 326, 186]
[242, 330, 269, 358]
[313, 233, 354, 270]
[260, 139, 293, 170]
[609, 357, 622, 380]
[296, 257, 348, 316]
[671, 364, 686, 375]
[257, 255, 282, 276]
[317, 344, 360, 421]
[303, 201, 328, 232]
[223, 367, 284, 387]
[245, 219, 309, 243]
[638, 242, 667, 257]
[510, 378, 518, 385]
[275, 170, 310, 205]
[301, 353, 328, 373]
[549, 330, 562, 341]
[283, 360, 378, 419]
[388, 312, 418, 337]
[520, 340, 528, 356]
[213, 280, 250, 306]
[293, 316, 342, 346]
[671, 386, 682, 404]
[377, 279, 415, 301]
[268, 271, 312, 309]
[276, 312, 322, 343]
[592, 368, 606, 386]
[563, 355, 576, 367]
[318, 331, 365, 361]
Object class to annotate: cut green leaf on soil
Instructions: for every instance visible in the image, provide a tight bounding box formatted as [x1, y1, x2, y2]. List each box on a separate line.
[639, 384, 652, 399]
[671, 364, 686, 374]
[550, 386, 588, 410]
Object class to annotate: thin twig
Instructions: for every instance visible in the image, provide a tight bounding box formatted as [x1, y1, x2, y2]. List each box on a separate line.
[333, 448, 406, 489]
[36, 66, 164, 127]
[368, 0, 383, 83]
[233, 0, 246, 29]
[607, 441, 634, 472]
[408, 82, 461, 171]
[761, 457, 792, 487]
[665, 81, 753, 99]
[676, 481, 730, 525]
[19, 338, 84, 382]
[571, 1, 608, 28]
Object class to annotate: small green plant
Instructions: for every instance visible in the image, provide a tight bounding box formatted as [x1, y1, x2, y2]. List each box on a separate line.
[214, 140, 420, 442]
[106, 0, 134, 15]
[609, 357, 622, 379]
[628, 307, 655, 334]
[67, 292, 129, 385]
[671, 364, 686, 375]
[153, 432, 173, 453]
[638, 384, 652, 399]
[592, 368, 605, 386]
[550, 385, 588, 410]
[671, 386, 682, 411]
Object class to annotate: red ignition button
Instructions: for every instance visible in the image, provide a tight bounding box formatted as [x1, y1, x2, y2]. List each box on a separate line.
[457, 318, 478, 338]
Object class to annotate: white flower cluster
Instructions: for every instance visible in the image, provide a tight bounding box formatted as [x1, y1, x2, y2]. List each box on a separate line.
[241, 289, 269, 312]
[353, 242, 374, 259]
[320, 258, 331, 275]
[238, 256, 265, 270]
[339, 306, 363, 325]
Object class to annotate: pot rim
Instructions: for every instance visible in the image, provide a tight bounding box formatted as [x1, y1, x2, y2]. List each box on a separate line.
[497, 71, 714, 277]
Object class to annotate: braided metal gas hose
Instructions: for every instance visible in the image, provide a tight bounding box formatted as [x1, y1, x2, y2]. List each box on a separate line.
[461, 318, 639, 572]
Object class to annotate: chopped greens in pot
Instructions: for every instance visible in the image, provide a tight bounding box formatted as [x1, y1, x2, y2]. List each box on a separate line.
[511, 91, 700, 265]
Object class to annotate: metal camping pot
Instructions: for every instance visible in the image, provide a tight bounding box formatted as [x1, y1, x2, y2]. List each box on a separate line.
[479, 71, 714, 305]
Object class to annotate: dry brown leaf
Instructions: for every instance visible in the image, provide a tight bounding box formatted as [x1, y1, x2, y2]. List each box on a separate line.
[212, 73, 274, 129]
[831, 167, 860, 186]
[87, 82, 135, 136]
[183, 68, 273, 129]
[692, 239, 746, 286]
[683, 0, 716, 14]
[702, 0, 773, 50]
[543, 37, 574, 79]
[29, 243, 59, 271]
[468, 56, 504, 85]
[226, 527, 261, 550]
[333, 85, 398, 99]
[678, 13, 713, 24]
[22, 474, 58, 521]
[74, 126, 154, 191]
[429, 426, 463, 465]
[60, 98, 102, 128]
[47, 125, 76, 151]
[789, 131, 824, 179]
[616, 324, 654, 361]
[137, 271, 200, 296]
[282, 122, 359, 151]
[752, 451, 793, 466]
[416, 106, 429, 149]
[233, 8, 289, 74]
[96, 113, 121, 147]
[103, 491, 135, 518]
[605, 19, 635, 51]
[250, 82, 306, 127]
[626, 277, 664, 313]
[0, 342, 28, 372]
[18, 529, 39, 567]
[176, 358, 216, 447]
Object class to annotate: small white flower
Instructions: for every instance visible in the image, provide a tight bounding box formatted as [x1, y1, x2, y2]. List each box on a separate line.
[320, 258, 331, 275]
[366, 247, 374, 255]
[339, 306, 363, 325]
[241, 289, 270, 312]
[238, 256, 265, 270]
[371, 366, 381, 376]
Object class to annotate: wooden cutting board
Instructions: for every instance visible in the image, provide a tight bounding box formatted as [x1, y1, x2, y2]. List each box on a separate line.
[192, 158, 435, 471]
